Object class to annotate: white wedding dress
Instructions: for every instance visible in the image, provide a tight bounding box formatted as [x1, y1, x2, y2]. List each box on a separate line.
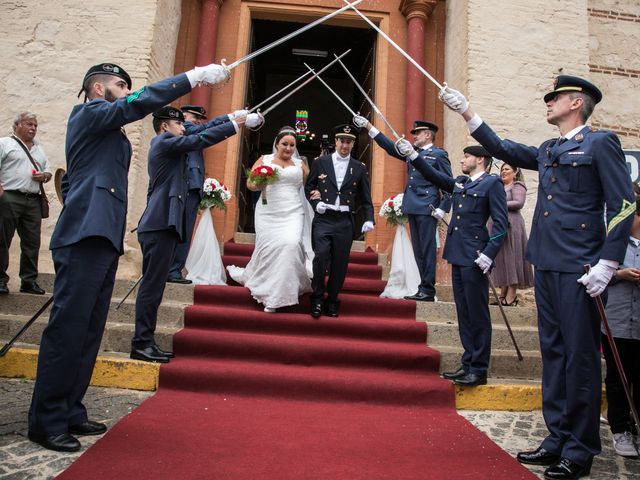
[227, 155, 313, 309]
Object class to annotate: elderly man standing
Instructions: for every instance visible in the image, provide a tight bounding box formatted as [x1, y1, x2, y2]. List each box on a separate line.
[0, 112, 51, 295]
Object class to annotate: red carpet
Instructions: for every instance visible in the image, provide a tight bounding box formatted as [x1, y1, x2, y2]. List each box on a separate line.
[58, 242, 537, 479]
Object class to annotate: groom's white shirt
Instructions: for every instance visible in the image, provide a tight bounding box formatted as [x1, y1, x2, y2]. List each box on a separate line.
[330, 152, 351, 212]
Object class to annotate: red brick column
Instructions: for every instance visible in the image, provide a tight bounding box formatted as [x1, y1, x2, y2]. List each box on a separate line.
[191, 0, 224, 109]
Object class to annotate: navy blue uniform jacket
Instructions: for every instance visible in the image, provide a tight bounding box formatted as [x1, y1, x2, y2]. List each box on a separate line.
[137, 121, 237, 241]
[472, 122, 635, 272]
[51, 74, 192, 254]
[411, 157, 508, 267]
[372, 132, 452, 214]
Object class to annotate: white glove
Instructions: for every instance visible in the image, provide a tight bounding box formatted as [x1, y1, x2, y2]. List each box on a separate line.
[228, 109, 248, 120]
[361, 221, 374, 233]
[186, 63, 230, 88]
[353, 115, 368, 128]
[438, 86, 469, 114]
[316, 202, 328, 214]
[431, 208, 445, 220]
[474, 253, 492, 274]
[395, 138, 418, 161]
[244, 112, 264, 129]
[577, 261, 617, 297]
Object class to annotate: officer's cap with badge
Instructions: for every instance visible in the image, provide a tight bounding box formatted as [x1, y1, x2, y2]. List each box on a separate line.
[78, 63, 132, 99]
[334, 124, 357, 140]
[410, 120, 438, 135]
[181, 105, 207, 119]
[543, 75, 602, 104]
[152, 106, 185, 122]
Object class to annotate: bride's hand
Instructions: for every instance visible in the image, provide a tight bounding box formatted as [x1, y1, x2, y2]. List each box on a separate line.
[309, 189, 321, 200]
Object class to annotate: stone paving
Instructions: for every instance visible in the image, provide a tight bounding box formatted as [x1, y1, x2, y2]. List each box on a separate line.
[1, 378, 639, 479]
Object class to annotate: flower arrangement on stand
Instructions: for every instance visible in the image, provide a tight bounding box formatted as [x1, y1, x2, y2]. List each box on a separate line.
[199, 178, 231, 211]
[379, 193, 408, 226]
[247, 165, 280, 204]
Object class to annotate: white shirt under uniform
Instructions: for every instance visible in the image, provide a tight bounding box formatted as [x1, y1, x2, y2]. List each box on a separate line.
[329, 151, 351, 212]
[0, 136, 51, 194]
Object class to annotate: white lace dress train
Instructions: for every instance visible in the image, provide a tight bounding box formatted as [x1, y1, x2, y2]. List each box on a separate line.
[380, 224, 421, 299]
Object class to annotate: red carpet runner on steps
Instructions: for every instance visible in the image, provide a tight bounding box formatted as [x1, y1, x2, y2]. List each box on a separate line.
[58, 241, 537, 479]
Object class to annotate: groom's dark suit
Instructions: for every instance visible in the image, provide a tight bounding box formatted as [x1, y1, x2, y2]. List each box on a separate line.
[305, 153, 374, 313]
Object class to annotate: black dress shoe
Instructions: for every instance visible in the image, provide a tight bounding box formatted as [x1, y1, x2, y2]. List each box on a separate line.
[167, 276, 192, 284]
[20, 281, 45, 295]
[0, 281, 8, 294]
[310, 303, 323, 318]
[403, 292, 435, 302]
[454, 372, 487, 387]
[442, 367, 467, 380]
[324, 302, 339, 318]
[130, 346, 170, 363]
[154, 344, 175, 358]
[28, 431, 81, 452]
[544, 458, 591, 479]
[517, 447, 560, 466]
[69, 420, 107, 436]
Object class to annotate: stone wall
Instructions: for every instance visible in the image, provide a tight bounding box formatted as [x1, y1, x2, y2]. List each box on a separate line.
[0, 0, 181, 278]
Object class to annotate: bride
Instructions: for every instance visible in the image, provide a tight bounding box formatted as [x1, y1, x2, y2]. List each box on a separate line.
[227, 126, 313, 312]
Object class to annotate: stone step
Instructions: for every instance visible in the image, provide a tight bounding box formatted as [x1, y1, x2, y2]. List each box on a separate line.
[426, 321, 540, 352]
[416, 300, 538, 327]
[436, 345, 542, 380]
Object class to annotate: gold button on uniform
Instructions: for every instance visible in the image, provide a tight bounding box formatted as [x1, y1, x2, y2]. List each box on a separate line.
[581, 223, 586, 229]
[553, 162, 558, 168]
[454, 227, 458, 231]
[456, 215, 460, 220]
[544, 211, 549, 217]
[458, 204, 462, 208]
[110, 188, 115, 193]
[572, 162, 577, 167]
[551, 177, 557, 183]
[547, 195, 553, 200]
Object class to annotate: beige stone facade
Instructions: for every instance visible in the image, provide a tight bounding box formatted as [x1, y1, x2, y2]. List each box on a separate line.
[1, 0, 639, 279]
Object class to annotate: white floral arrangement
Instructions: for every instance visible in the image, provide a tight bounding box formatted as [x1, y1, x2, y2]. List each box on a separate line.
[379, 193, 408, 226]
[200, 177, 231, 211]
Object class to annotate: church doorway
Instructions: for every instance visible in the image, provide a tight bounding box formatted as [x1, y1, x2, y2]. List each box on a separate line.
[236, 19, 377, 236]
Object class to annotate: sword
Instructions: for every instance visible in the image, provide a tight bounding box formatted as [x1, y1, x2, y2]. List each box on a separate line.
[0, 297, 54, 357]
[334, 54, 401, 141]
[224, 0, 363, 70]
[248, 69, 315, 113]
[259, 50, 351, 117]
[477, 250, 523, 361]
[115, 275, 143, 310]
[343, 0, 445, 91]
[303, 63, 357, 116]
[585, 265, 640, 431]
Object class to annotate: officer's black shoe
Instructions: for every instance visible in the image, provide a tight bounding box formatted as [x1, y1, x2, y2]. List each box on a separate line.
[324, 302, 339, 317]
[154, 344, 175, 358]
[69, 420, 107, 436]
[167, 276, 192, 284]
[516, 447, 560, 466]
[28, 431, 81, 452]
[453, 372, 487, 387]
[130, 346, 171, 363]
[543, 458, 591, 479]
[403, 292, 435, 302]
[310, 303, 323, 318]
[20, 281, 45, 295]
[442, 367, 467, 380]
[0, 281, 8, 294]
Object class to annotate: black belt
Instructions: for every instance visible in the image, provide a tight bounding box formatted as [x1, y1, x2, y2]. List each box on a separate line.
[4, 190, 41, 199]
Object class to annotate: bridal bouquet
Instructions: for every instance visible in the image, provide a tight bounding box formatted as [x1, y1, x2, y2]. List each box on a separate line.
[199, 177, 232, 211]
[247, 164, 280, 205]
[379, 193, 408, 226]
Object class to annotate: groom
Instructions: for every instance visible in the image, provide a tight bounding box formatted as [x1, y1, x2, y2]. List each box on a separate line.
[305, 124, 374, 318]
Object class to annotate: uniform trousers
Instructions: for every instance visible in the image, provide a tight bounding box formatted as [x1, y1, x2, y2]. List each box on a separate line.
[451, 264, 491, 375]
[29, 237, 119, 435]
[168, 189, 200, 279]
[0, 190, 42, 284]
[133, 230, 178, 349]
[311, 211, 353, 305]
[601, 335, 640, 435]
[535, 270, 602, 466]
[408, 214, 437, 297]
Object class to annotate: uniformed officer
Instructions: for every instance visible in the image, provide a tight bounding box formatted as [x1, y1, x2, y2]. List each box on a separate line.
[28, 60, 230, 453]
[397, 140, 508, 386]
[440, 76, 635, 479]
[354, 115, 452, 301]
[132, 105, 258, 363]
[305, 124, 374, 318]
[167, 104, 249, 283]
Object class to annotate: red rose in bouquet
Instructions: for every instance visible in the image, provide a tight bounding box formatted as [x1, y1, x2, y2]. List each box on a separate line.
[247, 164, 280, 204]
